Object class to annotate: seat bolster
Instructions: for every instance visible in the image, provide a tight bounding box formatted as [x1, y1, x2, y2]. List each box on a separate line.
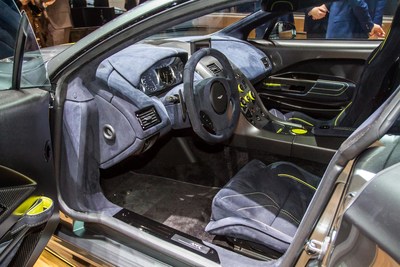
[205, 217, 293, 253]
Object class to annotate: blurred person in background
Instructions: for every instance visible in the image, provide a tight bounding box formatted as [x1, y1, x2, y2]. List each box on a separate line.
[18, 0, 49, 47]
[327, 0, 386, 39]
[125, 0, 136, 10]
[44, 0, 73, 46]
[304, 4, 330, 38]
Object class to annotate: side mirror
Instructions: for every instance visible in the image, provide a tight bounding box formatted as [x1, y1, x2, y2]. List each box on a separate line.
[270, 21, 296, 39]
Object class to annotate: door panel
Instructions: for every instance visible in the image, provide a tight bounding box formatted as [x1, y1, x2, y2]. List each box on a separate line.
[260, 72, 356, 118]
[251, 39, 380, 119]
[0, 4, 57, 266]
[0, 89, 58, 267]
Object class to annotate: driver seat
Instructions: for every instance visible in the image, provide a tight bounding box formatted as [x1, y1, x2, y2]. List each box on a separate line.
[270, 4, 400, 128]
[205, 159, 320, 253]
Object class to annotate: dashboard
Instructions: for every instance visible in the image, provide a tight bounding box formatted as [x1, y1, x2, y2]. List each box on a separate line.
[139, 56, 185, 95]
[93, 37, 272, 167]
[137, 37, 271, 97]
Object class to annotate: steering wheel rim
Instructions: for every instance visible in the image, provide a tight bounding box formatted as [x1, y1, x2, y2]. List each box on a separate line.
[183, 48, 240, 143]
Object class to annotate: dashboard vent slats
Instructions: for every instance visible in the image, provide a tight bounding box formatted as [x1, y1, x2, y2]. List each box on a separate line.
[261, 57, 271, 69]
[207, 63, 222, 75]
[136, 107, 161, 130]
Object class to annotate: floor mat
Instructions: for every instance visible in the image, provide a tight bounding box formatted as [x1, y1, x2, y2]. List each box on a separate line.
[101, 172, 220, 242]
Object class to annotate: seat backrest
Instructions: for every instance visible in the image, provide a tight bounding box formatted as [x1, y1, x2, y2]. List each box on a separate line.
[336, 4, 400, 127]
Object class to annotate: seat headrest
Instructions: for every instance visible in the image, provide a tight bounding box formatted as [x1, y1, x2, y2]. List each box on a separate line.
[260, 0, 329, 12]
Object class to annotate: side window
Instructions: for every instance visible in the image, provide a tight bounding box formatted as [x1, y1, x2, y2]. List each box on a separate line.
[252, 0, 396, 41]
[0, 0, 21, 89]
[0, 0, 49, 90]
[20, 26, 50, 89]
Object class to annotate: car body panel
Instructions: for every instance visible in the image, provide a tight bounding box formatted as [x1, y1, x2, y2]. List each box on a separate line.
[1, 0, 399, 265]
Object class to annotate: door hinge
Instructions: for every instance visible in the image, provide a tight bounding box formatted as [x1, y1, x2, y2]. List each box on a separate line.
[305, 236, 331, 260]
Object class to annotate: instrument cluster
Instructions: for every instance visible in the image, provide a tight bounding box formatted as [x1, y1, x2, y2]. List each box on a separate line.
[139, 56, 184, 95]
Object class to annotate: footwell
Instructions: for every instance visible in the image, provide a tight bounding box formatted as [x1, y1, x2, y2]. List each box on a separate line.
[101, 172, 220, 242]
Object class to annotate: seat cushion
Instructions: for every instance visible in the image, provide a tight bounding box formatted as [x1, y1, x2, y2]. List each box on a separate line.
[206, 159, 320, 253]
[269, 108, 329, 127]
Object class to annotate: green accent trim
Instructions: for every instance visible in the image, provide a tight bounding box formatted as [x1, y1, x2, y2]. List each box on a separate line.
[276, 128, 283, 134]
[334, 102, 352, 127]
[291, 128, 308, 135]
[278, 173, 316, 190]
[264, 83, 282, 87]
[14, 196, 53, 216]
[238, 84, 244, 93]
[288, 117, 314, 127]
[369, 27, 391, 64]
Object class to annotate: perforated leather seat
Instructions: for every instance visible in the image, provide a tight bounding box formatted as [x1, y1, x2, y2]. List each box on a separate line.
[205, 160, 320, 253]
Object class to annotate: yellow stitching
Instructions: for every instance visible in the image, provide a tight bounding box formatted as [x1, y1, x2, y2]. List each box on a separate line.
[280, 209, 300, 224]
[248, 218, 293, 238]
[221, 192, 280, 208]
[278, 173, 316, 191]
[288, 117, 314, 127]
[334, 101, 352, 127]
[237, 204, 279, 212]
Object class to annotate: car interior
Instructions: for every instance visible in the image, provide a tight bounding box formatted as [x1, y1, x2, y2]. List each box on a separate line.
[53, 0, 400, 265]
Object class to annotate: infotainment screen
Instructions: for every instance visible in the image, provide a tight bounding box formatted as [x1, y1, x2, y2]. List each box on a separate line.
[190, 39, 211, 54]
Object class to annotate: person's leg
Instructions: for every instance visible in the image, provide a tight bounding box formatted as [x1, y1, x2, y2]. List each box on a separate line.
[47, 23, 67, 46]
[64, 27, 71, 43]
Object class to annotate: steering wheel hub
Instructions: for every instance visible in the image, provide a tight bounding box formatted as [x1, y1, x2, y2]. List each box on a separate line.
[210, 81, 228, 114]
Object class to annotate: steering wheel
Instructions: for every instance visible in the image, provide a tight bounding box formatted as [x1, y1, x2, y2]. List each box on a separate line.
[183, 48, 240, 143]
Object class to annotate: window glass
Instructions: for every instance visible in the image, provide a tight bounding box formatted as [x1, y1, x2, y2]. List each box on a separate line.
[149, 1, 259, 39]
[0, 0, 21, 89]
[0, 0, 49, 90]
[20, 27, 50, 89]
[252, 0, 396, 41]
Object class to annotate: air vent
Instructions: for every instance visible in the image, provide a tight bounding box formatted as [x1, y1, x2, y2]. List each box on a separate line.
[261, 57, 271, 69]
[207, 63, 222, 75]
[135, 106, 161, 130]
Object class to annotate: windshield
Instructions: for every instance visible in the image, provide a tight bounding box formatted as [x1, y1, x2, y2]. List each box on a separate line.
[151, 1, 260, 39]
[146, 0, 395, 42]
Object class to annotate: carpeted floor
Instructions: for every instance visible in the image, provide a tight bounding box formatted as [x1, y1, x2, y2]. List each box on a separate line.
[101, 172, 220, 242]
